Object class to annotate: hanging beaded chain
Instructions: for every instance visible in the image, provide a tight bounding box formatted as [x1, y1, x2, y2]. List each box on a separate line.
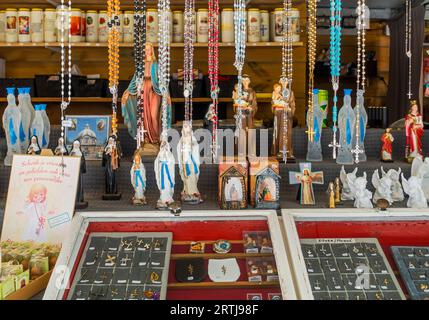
[183, 0, 195, 126]
[328, 0, 342, 159]
[406, 0, 412, 99]
[158, 0, 171, 138]
[60, 0, 72, 172]
[134, 0, 147, 147]
[280, 0, 293, 162]
[233, 0, 246, 137]
[352, 0, 366, 163]
[208, 0, 220, 161]
[108, 0, 121, 137]
[306, 0, 317, 143]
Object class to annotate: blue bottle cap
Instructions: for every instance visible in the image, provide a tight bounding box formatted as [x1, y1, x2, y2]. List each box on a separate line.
[313, 89, 319, 95]
[25, 87, 31, 94]
[18, 88, 26, 95]
[34, 104, 40, 111]
[40, 104, 47, 110]
[6, 87, 15, 95]
[344, 89, 353, 96]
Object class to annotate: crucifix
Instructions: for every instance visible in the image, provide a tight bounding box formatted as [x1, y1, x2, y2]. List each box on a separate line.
[319, 245, 330, 256]
[328, 131, 341, 159]
[351, 144, 364, 164]
[120, 254, 132, 266]
[105, 255, 116, 265]
[289, 163, 324, 205]
[307, 250, 315, 257]
[314, 280, 321, 290]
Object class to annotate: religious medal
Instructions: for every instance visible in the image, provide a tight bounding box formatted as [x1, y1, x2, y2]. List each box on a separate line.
[208, 258, 240, 282]
[190, 241, 205, 254]
[213, 240, 232, 254]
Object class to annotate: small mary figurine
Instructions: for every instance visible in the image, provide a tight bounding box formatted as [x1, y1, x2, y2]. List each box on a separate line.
[130, 152, 147, 205]
[154, 134, 175, 209]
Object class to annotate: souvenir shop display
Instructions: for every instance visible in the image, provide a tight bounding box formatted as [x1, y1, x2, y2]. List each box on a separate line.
[2, 87, 22, 166]
[401, 174, 427, 208]
[299, 238, 405, 300]
[102, 135, 121, 200]
[289, 163, 324, 206]
[380, 167, 404, 202]
[65, 232, 172, 300]
[339, 166, 358, 201]
[334, 177, 342, 204]
[70, 140, 88, 209]
[405, 100, 424, 163]
[54, 137, 68, 156]
[130, 152, 147, 206]
[26, 135, 41, 155]
[371, 169, 393, 205]
[219, 159, 248, 210]
[380, 128, 394, 162]
[337, 89, 355, 165]
[249, 157, 281, 209]
[348, 172, 373, 208]
[326, 182, 336, 208]
[392, 246, 429, 300]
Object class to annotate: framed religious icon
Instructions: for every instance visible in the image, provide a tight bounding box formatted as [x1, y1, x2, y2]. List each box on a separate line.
[249, 157, 280, 209]
[44, 210, 298, 300]
[218, 158, 248, 210]
[65, 115, 111, 161]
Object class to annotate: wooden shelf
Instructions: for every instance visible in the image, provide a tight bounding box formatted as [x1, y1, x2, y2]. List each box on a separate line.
[168, 280, 279, 289]
[170, 252, 274, 260]
[0, 42, 303, 48]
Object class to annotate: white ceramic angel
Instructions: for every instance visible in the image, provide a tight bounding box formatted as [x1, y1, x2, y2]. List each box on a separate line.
[177, 121, 202, 204]
[348, 172, 373, 208]
[380, 167, 404, 202]
[130, 153, 147, 205]
[339, 166, 358, 201]
[371, 169, 393, 204]
[411, 157, 429, 199]
[401, 173, 428, 208]
[154, 135, 175, 209]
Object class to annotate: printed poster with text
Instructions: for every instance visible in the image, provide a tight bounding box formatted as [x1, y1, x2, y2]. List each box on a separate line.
[1, 155, 80, 245]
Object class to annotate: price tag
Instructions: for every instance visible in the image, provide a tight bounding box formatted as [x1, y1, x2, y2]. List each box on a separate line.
[62, 120, 73, 128]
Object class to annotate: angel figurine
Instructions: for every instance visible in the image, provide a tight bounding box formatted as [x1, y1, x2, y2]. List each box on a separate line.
[380, 167, 404, 202]
[154, 135, 175, 209]
[405, 100, 424, 163]
[130, 152, 146, 205]
[339, 166, 358, 201]
[27, 135, 41, 155]
[401, 174, 428, 208]
[348, 172, 373, 208]
[54, 137, 68, 156]
[371, 169, 393, 205]
[177, 121, 202, 204]
[411, 157, 429, 199]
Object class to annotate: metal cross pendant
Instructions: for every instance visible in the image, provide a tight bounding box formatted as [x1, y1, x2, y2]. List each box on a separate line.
[306, 126, 315, 142]
[407, 91, 413, 99]
[281, 147, 288, 163]
[120, 254, 132, 266]
[328, 136, 340, 159]
[351, 144, 364, 164]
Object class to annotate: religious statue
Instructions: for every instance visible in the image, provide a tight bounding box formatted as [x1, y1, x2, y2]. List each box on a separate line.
[326, 182, 336, 208]
[233, 75, 257, 157]
[339, 166, 358, 201]
[289, 163, 324, 205]
[380, 167, 404, 202]
[2, 87, 22, 165]
[337, 89, 356, 165]
[380, 128, 394, 162]
[401, 173, 428, 208]
[352, 89, 368, 162]
[306, 89, 327, 162]
[70, 139, 88, 209]
[334, 177, 342, 204]
[405, 100, 424, 163]
[272, 78, 296, 162]
[371, 169, 393, 205]
[26, 135, 41, 155]
[154, 136, 176, 209]
[102, 135, 121, 200]
[177, 121, 202, 204]
[130, 152, 147, 205]
[54, 137, 68, 156]
[348, 172, 373, 208]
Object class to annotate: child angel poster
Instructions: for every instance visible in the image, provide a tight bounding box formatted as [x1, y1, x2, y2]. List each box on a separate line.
[1, 155, 80, 245]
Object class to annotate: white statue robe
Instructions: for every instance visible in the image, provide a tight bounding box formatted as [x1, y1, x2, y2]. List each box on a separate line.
[177, 134, 200, 197]
[130, 162, 146, 200]
[154, 147, 175, 205]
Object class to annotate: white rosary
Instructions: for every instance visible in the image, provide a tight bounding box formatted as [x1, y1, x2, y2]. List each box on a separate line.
[183, 0, 195, 126]
[406, 0, 412, 99]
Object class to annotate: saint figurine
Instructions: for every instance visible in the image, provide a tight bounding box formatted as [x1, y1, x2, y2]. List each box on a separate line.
[102, 135, 121, 200]
[272, 78, 296, 162]
[232, 75, 257, 157]
[130, 152, 147, 205]
[326, 182, 336, 208]
[70, 139, 88, 209]
[289, 163, 324, 205]
[154, 135, 175, 209]
[380, 128, 394, 162]
[405, 100, 424, 163]
[334, 177, 342, 204]
[27, 135, 41, 155]
[54, 137, 68, 156]
[177, 121, 202, 204]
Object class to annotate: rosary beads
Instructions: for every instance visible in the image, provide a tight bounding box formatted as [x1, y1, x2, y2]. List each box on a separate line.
[406, 0, 412, 99]
[183, 0, 195, 125]
[306, 0, 317, 143]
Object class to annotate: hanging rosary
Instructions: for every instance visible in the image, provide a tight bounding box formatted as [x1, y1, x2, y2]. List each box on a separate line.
[406, 0, 412, 99]
[233, 0, 246, 138]
[328, 0, 342, 159]
[306, 0, 317, 143]
[352, 0, 366, 163]
[158, 0, 171, 137]
[183, 0, 195, 126]
[134, 0, 147, 147]
[60, 0, 72, 173]
[208, 0, 219, 161]
[108, 0, 121, 137]
[280, 0, 293, 162]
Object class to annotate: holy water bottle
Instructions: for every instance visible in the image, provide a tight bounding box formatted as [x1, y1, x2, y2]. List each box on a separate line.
[31, 104, 45, 149]
[306, 89, 326, 162]
[24, 87, 35, 124]
[40, 104, 50, 148]
[2, 87, 22, 166]
[17, 87, 32, 152]
[336, 89, 356, 165]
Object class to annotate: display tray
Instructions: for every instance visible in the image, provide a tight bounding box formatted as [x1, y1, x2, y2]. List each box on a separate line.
[281, 209, 429, 300]
[44, 211, 297, 300]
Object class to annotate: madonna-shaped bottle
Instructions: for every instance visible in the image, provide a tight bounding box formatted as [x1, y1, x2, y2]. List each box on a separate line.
[2, 87, 22, 166]
[40, 104, 50, 149]
[17, 87, 31, 153]
[336, 89, 355, 165]
[306, 89, 326, 162]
